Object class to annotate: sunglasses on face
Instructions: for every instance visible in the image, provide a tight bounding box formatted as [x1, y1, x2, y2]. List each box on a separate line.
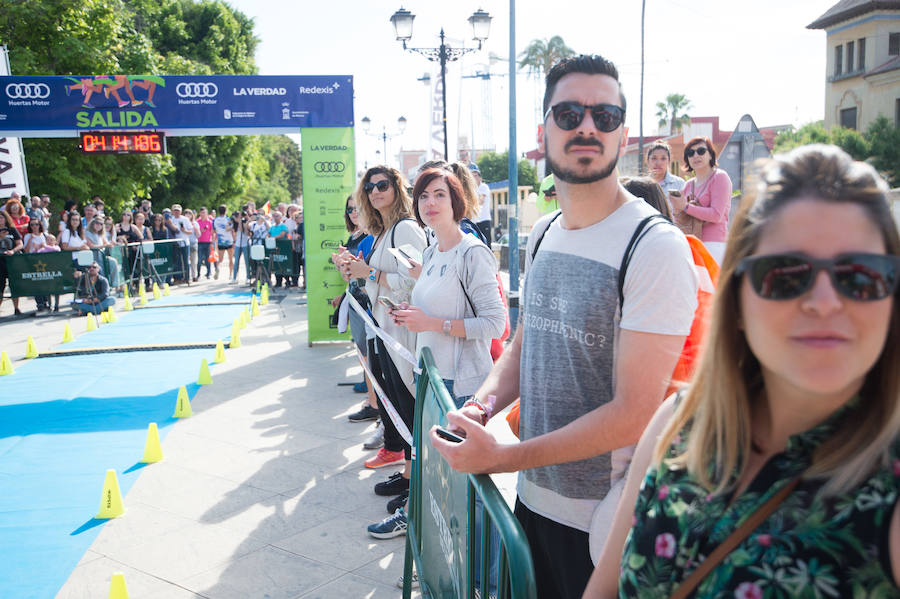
[686, 146, 708, 158]
[736, 252, 900, 301]
[364, 180, 391, 194]
[544, 101, 625, 132]
[346, 206, 357, 214]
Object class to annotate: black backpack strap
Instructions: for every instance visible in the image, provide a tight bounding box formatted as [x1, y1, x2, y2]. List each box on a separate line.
[617, 214, 670, 308]
[530, 210, 563, 261]
[389, 217, 416, 249]
[456, 244, 479, 316]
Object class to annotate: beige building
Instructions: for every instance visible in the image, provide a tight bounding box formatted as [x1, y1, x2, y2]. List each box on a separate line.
[808, 0, 900, 131]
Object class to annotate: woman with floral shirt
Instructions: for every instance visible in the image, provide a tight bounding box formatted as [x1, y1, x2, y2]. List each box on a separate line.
[585, 145, 900, 598]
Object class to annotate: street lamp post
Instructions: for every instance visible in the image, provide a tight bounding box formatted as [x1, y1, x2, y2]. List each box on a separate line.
[390, 7, 492, 160]
[361, 115, 407, 165]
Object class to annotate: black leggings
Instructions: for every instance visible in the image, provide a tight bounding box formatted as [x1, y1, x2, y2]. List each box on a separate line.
[367, 337, 415, 459]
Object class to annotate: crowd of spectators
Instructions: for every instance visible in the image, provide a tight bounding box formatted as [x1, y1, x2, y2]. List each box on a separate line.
[0, 192, 305, 316]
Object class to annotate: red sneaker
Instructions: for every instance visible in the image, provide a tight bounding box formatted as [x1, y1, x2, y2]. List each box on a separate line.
[365, 448, 405, 469]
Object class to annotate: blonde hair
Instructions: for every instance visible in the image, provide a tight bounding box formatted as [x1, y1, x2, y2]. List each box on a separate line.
[355, 166, 413, 236]
[654, 145, 900, 497]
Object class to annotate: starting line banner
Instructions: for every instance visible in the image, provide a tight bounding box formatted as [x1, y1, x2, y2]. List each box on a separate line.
[0, 75, 353, 137]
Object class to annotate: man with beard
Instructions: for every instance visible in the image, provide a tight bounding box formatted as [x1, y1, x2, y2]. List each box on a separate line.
[430, 55, 698, 598]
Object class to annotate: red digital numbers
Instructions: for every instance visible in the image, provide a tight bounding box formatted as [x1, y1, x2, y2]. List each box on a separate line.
[80, 132, 165, 155]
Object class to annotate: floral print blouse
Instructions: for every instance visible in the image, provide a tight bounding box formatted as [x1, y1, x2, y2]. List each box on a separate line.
[619, 403, 900, 598]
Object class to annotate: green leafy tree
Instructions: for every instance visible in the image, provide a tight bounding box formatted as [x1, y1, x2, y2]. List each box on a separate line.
[655, 93, 692, 134]
[773, 122, 869, 161]
[476, 151, 536, 188]
[865, 116, 900, 187]
[517, 36, 576, 78]
[245, 135, 302, 205]
[0, 0, 265, 215]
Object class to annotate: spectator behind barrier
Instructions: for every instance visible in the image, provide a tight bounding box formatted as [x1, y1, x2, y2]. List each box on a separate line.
[0, 210, 24, 315]
[60, 212, 89, 252]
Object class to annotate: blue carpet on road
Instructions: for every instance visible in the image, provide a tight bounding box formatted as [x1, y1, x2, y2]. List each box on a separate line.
[0, 292, 251, 599]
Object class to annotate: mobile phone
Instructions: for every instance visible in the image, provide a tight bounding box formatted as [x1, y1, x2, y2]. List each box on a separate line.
[378, 295, 399, 310]
[435, 426, 465, 443]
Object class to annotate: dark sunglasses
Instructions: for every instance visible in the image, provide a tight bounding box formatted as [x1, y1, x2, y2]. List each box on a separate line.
[686, 147, 708, 158]
[346, 206, 358, 214]
[363, 180, 391, 194]
[736, 252, 900, 301]
[544, 101, 625, 132]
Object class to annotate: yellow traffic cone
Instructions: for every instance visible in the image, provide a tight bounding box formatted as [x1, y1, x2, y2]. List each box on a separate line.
[214, 340, 226, 363]
[152, 282, 161, 300]
[62, 322, 74, 343]
[108, 572, 130, 599]
[25, 336, 39, 359]
[107, 307, 117, 322]
[163, 282, 170, 297]
[100, 310, 109, 324]
[123, 285, 129, 299]
[255, 280, 261, 294]
[251, 295, 259, 317]
[241, 307, 250, 328]
[96, 469, 125, 519]
[229, 319, 242, 349]
[260, 286, 269, 306]
[139, 289, 148, 306]
[197, 358, 212, 385]
[0, 351, 13, 375]
[86, 313, 98, 331]
[141, 423, 163, 463]
[173, 386, 192, 417]
[123, 296, 133, 311]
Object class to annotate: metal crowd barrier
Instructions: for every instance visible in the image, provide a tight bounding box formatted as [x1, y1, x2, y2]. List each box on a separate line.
[404, 347, 536, 599]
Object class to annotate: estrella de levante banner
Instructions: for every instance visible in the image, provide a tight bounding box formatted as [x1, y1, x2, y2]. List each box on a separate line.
[0, 75, 353, 137]
[302, 127, 355, 344]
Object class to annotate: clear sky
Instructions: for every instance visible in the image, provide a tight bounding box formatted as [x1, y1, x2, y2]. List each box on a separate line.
[225, 0, 838, 166]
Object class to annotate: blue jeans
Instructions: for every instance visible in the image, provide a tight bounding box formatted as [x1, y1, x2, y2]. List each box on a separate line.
[70, 297, 115, 315]
[232, 245, 250, 281]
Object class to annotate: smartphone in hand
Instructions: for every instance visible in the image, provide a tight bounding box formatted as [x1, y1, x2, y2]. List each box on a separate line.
[434, 426, 465, 443]
[378, 295, 400, 310]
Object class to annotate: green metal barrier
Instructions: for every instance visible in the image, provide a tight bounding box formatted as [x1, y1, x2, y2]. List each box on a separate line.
[265, 238, 297, 275]
[405, 347, 536, 599]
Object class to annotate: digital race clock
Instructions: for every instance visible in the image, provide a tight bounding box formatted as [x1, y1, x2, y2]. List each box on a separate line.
[79, 132, 166, 155]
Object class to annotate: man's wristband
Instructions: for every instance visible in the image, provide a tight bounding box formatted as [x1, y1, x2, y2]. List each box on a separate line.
[463, 396, 492, 425]
[368, 267, 377, 282]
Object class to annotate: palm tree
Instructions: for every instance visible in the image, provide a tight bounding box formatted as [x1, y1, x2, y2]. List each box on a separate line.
[517, 36, 576, 78]
[655, 93, 692, 134]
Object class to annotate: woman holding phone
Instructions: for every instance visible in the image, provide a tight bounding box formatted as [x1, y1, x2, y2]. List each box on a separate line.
[585, 145, 900, 597]
[670, 136, 733, 264]
[339, 166, 426, 540]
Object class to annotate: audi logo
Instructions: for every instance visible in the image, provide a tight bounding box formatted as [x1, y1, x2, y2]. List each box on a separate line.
[6, 83, 51, 99]
[314, 161, 345, 173]
[175, 82, 218, 98]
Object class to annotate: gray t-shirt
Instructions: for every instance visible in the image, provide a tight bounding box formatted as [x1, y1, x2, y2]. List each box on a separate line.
[518, 197, 698, 532]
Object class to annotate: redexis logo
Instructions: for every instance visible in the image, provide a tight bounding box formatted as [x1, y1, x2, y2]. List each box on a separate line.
[6, 83, 50, 99]
[320, 240, 341, 250]
[314, 161, 345, 173]
[176, 82, 218, 98]
[298, 82, 341, 94]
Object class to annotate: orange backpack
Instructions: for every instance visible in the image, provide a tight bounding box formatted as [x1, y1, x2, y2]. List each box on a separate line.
[505, 217, 718, 437]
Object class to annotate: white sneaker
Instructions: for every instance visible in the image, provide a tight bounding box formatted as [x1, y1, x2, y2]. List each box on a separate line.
[363, 422, 385, 450]
[397, 570, 419, 589]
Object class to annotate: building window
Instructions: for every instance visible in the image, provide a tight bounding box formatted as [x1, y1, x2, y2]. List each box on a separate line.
[834, 44, 843, 77]
[891, 33, 900, 56]
[858, 38, 866, 71]
[847, 41, 855, 72]
[840, 107, 858, 130]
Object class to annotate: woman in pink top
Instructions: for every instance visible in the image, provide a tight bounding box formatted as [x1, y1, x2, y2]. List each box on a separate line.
[670, 136, 733, 264]
[196, 206, 214, 279]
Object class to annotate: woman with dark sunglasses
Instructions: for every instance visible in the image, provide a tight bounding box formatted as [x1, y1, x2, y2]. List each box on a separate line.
[669, 136, 733, 265]
[585, 145, 900, 598]
[338, 166, 426, 539]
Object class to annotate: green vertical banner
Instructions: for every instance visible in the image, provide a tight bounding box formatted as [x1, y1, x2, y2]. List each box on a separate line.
[301, 126, 355, 344]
